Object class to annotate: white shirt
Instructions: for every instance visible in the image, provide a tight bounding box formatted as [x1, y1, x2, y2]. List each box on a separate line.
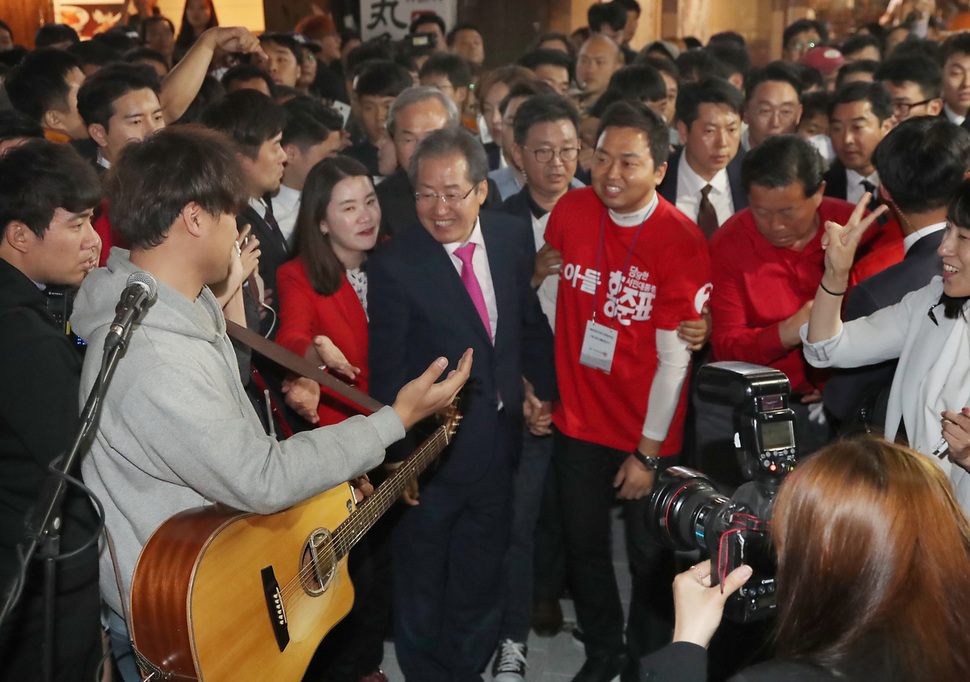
[845, 168, 879, 207]
[531, 211, 558, 331]
[902, 221, 946, 255]
[442, 218, 498, 343]
[609, 191, 659, 226]
[273, 184, 301, 250]
[675, 155, 735, 228]
[944, 103, 966, 126]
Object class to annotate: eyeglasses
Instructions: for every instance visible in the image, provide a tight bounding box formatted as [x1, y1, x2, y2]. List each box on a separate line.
[414, 185, 477, 207]
[891, 98, 933, 117]
[523, 146, 581, 163]
[789, 40, 816, 51]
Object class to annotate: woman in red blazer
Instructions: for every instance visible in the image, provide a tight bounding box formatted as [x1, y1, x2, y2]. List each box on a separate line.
[277, 156, 380, 426]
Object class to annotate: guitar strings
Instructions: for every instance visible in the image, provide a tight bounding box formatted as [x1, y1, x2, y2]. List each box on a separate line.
[275, 428, 452, 605]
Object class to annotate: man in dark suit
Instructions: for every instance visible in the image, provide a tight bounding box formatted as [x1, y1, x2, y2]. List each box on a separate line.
[823, 116, 970, 426]
[823, 81, 893, 207]
[368, 127, 556, 681]
[378, 86, 504, 239]
[656, 78, 746, 239]
[203, 90, 288, 337]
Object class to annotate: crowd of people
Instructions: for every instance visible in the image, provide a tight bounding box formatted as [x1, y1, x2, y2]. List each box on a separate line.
[2, 2, 970, 682]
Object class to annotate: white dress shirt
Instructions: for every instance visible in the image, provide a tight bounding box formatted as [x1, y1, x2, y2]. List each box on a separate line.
[902, 221, 946, 255]
[443, 218, 498, 343]
[944, 103, 966, 127]
[675, 155, 735, 228]
[273, 184, 301, 250]
[845, 168, 880, 207]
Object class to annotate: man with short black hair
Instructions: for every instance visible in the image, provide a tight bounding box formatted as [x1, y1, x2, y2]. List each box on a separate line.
[545, 101, 710, 682]
[518, 48, 574, 95]
[824, 117, 970, 426]
[939, 32, 970, 129]
[875, 55, 943, 123]
[369, 126, 555, 682]
[275, 96, 343, 246]
[782, 18, 827, 62]
[0, 111, 43, 155]
[5, 49, 87, 141]
[419, 52, 473, 112]
[490, 81, 552, 200]
[446, 22, 484, 69]
[221, 63, 275, 97]
[824, 81, 894, 205]
[741, 61, 803, 151]
[0, 139, 102, 682]
[587, 2, 628, 46]
[841, 33, 883, 63]
[34, 23, 79, 50]
[257, 32, 304, 88]
[72, 124, 469, 681]
[76, 62, 164, 173]
[203, 89, 288, 332]
[707, 136, 856, 459]
[658, 77, 746, 238]
[346, 60, 414, 177]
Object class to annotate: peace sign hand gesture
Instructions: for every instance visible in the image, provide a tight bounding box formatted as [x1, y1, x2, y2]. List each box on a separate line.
[820, 192, 889, 286]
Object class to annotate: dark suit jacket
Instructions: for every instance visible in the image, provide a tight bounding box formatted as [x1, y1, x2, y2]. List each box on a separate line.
[823, 228, 944, 422]
[376, 167, 505, 239]
[641, 642, 838, 682]
[656, 146, 748, 220]
[368, 211, 556, 484]
[238, 199, 290, 337]
[823, 159, 849, 200]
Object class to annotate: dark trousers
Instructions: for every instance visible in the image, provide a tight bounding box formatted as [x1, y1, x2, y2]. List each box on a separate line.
[498, 427, 556, 642]
[553, 429, 674, 664]
[392, 425, 515, 682]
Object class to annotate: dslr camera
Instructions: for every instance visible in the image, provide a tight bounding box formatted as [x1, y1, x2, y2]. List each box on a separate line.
[648, 362, 798, 622]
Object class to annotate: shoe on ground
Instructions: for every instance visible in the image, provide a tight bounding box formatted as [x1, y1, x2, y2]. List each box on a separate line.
[571, 653, 628, 682]
[492, 638, 528, 681]
[531, 598, 564, 636]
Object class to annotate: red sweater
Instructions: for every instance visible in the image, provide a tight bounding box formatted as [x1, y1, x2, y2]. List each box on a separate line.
[709, 197, 858, 394]
[276, 257, 369, 426]
[545, 188, 711, 455]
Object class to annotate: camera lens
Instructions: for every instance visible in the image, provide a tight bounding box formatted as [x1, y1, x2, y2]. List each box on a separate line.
[647, 466, 732, 552]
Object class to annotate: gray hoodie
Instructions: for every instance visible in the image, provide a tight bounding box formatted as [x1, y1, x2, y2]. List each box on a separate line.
[72, 249, 403, 615]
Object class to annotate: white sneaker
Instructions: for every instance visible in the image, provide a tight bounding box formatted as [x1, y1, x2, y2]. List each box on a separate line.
[491, 638, 527, 681]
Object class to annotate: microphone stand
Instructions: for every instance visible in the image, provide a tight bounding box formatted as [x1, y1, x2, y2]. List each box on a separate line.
[0, 320, 131, 682]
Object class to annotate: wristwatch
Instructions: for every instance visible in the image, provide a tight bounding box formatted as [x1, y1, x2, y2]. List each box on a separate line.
[631, 448, 661, 472]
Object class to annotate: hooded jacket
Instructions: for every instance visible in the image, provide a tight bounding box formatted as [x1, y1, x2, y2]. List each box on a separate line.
[72, 249, 403, 615]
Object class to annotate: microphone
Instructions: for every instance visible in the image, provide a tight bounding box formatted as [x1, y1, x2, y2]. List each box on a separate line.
[103, 271, 158, 353]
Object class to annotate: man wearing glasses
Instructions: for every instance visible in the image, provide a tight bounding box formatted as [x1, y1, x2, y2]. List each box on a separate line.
[782, 18, 827, 63]
[368, 127, 557, 681]
[875, 55, 944, 125]
[740, 62, 803, 152]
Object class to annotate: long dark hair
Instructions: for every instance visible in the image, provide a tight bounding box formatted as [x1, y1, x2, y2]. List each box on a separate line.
[175, 0, 219, 53]
[295, 156, 372, 296]
[772, 438, 970, 681]
[941, 178, 970, 319]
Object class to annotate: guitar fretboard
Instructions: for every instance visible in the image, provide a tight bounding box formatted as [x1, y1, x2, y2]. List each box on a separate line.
[332, 426, 452, 558]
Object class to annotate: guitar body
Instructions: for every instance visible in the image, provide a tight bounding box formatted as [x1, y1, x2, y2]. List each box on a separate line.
[130, 483, 357, 681]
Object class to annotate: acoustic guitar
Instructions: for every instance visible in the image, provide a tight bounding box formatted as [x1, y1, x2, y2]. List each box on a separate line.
[129, 404, 461, 681]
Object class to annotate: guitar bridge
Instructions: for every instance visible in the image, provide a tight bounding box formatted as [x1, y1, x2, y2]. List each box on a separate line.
[260, 566, 289, 652]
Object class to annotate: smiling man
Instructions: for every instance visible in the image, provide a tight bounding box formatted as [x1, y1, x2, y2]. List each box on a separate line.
[544, 101, 710, 682]
[368, 126, 556, 681]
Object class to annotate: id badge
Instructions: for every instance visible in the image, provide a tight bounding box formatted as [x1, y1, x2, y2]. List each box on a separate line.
[579, 320, 618, 373]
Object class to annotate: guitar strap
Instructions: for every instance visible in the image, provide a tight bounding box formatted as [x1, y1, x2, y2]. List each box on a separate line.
[225, 320, 385, 416]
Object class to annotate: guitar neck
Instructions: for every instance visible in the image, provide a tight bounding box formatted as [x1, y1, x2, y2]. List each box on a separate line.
[332, 426, 450, 558]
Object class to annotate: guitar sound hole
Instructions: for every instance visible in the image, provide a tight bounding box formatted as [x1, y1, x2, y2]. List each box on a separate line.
[300, 529, 336, 596]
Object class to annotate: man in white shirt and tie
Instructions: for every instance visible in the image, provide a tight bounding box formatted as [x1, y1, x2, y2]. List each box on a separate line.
[657, 77, 746, 239]
[823, 81, 893, 208]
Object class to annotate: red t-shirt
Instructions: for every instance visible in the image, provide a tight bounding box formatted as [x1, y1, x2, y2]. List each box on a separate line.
[276, 257, 369, 426]
[545, 187, 712, 454]
[709, 197, 857, 394]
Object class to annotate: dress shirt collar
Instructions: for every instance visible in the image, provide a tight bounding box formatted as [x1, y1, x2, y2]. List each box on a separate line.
[442, 217, 484, 254]
[275, 184, 301, 208]
[903, 221, 946, 254]
[678, 152, 730, 198]
[944, 103, 966, 126]
[248, 196, 268, 219]
[845, 167, 878, 190]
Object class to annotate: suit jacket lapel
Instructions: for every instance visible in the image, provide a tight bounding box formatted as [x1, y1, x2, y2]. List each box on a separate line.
[482, 215, 513, 351]
[411, 226, 494, 346]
